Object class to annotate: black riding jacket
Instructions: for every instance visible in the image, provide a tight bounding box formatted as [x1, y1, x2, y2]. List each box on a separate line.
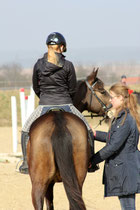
[32, 53, 77, 105]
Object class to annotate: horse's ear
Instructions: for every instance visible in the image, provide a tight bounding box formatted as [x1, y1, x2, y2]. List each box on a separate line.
[92, 67, 99, 78]
[87, 67, 99, 84]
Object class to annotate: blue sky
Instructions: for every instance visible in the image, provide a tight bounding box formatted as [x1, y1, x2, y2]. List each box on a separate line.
[0, 0, 140, 67]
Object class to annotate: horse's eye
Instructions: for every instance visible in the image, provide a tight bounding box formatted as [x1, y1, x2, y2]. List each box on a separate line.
[100, 90, 106, 94]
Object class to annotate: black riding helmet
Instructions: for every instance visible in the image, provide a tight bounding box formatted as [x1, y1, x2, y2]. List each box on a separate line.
[46, 32, 67, 52]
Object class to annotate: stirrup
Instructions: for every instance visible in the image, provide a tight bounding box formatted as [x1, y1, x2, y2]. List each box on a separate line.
[18, 161, 29, 174]
[19, 165, 29, 174]
[19, 167, 29, 174]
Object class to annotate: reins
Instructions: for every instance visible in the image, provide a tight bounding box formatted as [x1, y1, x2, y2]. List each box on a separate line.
[85, 79, 109, 112]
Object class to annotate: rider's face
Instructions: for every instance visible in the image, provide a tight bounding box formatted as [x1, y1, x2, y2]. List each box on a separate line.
[60, 45, 65, 53]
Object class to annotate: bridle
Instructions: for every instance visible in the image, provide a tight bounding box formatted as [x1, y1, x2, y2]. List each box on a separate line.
[84, 79, 111, 119]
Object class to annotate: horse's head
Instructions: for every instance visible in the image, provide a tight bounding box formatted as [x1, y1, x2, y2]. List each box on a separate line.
[74, 68, 111, 116]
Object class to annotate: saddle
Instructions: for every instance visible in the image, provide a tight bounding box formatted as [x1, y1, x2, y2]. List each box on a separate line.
[41, 105, 71, 116]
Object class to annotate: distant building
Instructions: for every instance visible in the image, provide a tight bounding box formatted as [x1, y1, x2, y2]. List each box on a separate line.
[125, 77, 140, 85]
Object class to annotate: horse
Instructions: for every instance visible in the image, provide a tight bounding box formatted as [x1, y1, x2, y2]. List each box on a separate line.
[133, 91, 140, 105]
[27, 68, 111, 210]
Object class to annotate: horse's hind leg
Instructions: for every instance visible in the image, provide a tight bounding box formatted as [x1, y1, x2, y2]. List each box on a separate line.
[45, 181, 55, 210]
[31, 182, 45, 210]
[29, 143, 55, 210]
[31, 177, 54, 210]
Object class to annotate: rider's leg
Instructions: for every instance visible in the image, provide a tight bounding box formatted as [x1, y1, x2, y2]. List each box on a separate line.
[19, 105, 43, 174]
[19, 131, 29, 174]
[69, 105, 99, 172]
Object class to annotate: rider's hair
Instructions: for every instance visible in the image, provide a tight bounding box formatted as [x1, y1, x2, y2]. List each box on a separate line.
[47, 45, 62, 66]
[48, 44, 61, 51]
[110, 83, 140, 132]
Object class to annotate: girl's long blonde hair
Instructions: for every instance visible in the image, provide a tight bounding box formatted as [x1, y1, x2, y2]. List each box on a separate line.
[109, 83, 140, 132]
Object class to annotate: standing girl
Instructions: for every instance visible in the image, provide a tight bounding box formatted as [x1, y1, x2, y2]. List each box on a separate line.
[89, 83, 140, 210]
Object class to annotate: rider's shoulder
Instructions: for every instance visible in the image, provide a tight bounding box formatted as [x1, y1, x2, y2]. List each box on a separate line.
[34, 54, 45, 68]
[64, 58, 74, 69]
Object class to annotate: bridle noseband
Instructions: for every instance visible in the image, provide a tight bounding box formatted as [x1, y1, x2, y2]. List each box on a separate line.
[84, 79, 110, 119]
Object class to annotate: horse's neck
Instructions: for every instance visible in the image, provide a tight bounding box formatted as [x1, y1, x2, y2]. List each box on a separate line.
[74, 101, 86, 113]
[73, 81, 87, 113]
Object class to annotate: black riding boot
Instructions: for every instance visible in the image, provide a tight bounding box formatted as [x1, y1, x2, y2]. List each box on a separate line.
[19, 131, 29, 174]
[88, 130, 99, 173]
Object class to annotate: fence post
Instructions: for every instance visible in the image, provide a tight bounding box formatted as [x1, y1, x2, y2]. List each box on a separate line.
[11, 96, 18, 153]
[26, 87, 35, 119]
[20, 88, 26, 128]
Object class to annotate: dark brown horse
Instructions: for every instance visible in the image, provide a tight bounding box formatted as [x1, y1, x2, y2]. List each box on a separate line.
[134, 91, 140, 105]
[27, 68, 110, 210]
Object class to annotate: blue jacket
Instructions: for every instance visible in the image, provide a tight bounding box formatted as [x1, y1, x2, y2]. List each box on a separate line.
[94, 109, 140, 197]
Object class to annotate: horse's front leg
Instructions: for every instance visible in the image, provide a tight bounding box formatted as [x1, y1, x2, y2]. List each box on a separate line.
[45, 181, 55, 210]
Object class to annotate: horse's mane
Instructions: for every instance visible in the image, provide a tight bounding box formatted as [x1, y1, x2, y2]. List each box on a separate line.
[73, 80, 87, 107]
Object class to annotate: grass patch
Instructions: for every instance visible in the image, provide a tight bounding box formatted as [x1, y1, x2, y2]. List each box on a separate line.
[0, 89, 38, 127]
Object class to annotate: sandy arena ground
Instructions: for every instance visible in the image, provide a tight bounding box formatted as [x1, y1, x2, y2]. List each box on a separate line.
[0, 123, 140, 210]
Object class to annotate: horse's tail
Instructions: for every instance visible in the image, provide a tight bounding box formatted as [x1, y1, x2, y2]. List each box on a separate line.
[51, 112, 86, 210]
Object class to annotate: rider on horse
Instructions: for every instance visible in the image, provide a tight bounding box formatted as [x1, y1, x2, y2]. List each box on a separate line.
[19, 32, 97, 174]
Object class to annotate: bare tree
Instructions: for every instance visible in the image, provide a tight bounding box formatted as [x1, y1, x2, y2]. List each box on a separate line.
[0, 63, 31, 89]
